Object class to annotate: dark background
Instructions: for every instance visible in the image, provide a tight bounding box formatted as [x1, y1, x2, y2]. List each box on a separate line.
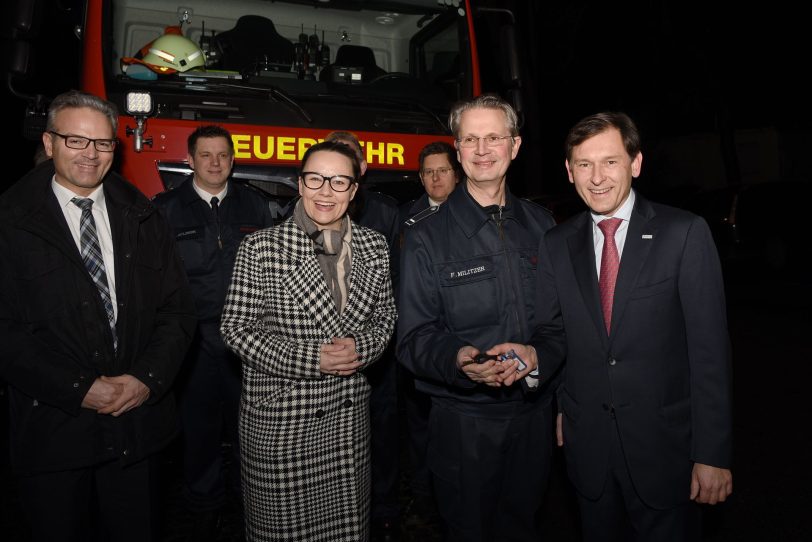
[3, 0, 812, 196]
[2, 1, 811, 540]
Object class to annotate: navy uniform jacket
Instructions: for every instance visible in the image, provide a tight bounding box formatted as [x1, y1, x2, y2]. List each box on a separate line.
[353, 187, 399, 290]
[397, 183, 557, 414]
[152, 177, 275, 323]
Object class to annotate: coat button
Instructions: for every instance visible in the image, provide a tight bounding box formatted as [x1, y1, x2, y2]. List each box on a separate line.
[608, 357, 617, 366]
[93, 350, 101, 358]
[73, 382, 79, 388]
[343, 399, 353, 407]
[315, 409, 325, 418]
[122, 449, 129, 456]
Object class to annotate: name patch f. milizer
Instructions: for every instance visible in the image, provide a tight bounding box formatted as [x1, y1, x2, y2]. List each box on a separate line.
[437, 257, 499, 331]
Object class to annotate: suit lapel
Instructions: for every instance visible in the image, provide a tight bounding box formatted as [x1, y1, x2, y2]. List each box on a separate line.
[609, 197, 657, 340]
[569, 213, 607, 342]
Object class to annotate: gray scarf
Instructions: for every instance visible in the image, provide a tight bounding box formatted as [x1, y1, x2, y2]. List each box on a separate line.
[293, 199, 352, 314]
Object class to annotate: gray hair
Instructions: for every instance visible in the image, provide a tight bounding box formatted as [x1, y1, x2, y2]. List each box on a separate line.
[448, 93, 519, 138]
[46, 90, 119, 134]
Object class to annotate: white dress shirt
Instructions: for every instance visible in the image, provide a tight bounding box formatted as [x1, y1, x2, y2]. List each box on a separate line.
[591, 189, 636, 277]
[52, 180, 118, 321]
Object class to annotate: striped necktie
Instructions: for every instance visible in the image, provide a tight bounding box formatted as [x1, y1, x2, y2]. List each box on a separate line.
[72, 197, 117, 350]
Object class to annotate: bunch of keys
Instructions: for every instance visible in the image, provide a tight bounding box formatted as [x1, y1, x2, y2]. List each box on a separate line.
[473, 349, 528, 371]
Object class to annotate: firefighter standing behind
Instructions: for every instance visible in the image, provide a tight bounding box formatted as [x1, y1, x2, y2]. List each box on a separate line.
[397, 94, 557, 541]
[152, 125, 274, 541]
[396, 140, 461, 523]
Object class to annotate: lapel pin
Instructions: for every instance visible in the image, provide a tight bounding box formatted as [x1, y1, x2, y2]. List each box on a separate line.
[642, 234, 653, 239]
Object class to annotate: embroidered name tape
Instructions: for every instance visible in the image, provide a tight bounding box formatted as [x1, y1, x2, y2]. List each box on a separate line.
[439, 258, 495, 285]
[175, 228, 202, 240]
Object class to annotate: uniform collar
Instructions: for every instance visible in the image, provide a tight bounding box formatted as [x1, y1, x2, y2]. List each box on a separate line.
[447, 181, 525, 238]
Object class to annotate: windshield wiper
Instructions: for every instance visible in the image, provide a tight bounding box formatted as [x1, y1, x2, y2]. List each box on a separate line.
[203, 82, 314, 124]
[317, 92, 448, 133]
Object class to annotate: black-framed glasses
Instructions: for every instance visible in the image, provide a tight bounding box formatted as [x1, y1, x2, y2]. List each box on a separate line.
[420, 167, 454, 178]
[48, 131, 117, 152]
[456, 135, 515, 148]
[301, 172, 356, 192]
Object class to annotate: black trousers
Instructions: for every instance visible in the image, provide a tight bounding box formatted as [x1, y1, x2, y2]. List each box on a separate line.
[177, 326, 242, 511]
[429, 401, 553, 542]
[17, 456, 156, 542]
[400, 364, 432, 498]
[367, 343, 400, 522]
[577, 422, 701, 542]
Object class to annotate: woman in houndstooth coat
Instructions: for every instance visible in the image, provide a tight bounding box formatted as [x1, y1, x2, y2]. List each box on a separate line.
[221, 141, 396, 541]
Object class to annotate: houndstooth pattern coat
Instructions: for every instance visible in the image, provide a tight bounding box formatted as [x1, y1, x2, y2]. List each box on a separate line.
[221, 218, 396, 542]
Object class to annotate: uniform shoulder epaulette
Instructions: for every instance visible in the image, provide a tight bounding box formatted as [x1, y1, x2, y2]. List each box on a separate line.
[404, 205, 439, 227]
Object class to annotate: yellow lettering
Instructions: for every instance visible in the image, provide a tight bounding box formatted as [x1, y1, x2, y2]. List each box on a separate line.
[366, 141, 385, 165]
[233, 135, 251, 159]
[253, 136, 274, 160]
[298, 138, 318, 159]
[277, 137, 296, 160]
[386, 143, 404, 165]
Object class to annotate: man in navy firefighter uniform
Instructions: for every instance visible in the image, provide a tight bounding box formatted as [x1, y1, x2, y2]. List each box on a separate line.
[397, 94, 559, 542]
[0, 90, 196, 542]
[152, 125, 274, 539]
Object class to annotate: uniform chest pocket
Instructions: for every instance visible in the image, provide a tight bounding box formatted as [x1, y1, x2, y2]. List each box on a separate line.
[437, 258, 499, 332]
[174, 227, 205, 271]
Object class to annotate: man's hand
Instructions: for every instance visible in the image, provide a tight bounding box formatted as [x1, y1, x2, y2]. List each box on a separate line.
[456, 346, 507, 387]
[690, 463, 733, 504]
[556, 412, 563, 446]
[81, 378, 123, 411]
[484, 343, 538, 387]
[97, 375, 150, 417]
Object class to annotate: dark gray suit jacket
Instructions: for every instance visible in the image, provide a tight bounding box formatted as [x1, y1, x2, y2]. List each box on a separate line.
[531, 193, 732, 509]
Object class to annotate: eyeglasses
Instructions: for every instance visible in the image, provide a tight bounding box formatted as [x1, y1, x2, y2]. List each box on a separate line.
[456, 135, 515, 148]
[420, 167, 454, 178]
[301, 172, 356, 192]
[49, 131, 117, 152]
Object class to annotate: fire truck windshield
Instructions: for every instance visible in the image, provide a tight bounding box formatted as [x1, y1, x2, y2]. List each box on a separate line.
[108, 0, 470, 131]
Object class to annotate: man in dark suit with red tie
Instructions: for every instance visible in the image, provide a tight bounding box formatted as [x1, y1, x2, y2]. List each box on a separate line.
[495, 112, 733, 541]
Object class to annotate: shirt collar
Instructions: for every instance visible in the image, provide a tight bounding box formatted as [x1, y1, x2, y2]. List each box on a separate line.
[590, 188, 635, 227]
[51, 177, 106, 210]
[192, 179, 228, 203]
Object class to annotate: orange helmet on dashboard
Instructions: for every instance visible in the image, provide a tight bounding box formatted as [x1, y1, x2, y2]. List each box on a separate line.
[122, 33, 205, 74]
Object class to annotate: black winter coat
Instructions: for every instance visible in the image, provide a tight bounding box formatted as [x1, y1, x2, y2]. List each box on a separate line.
[0, 161, 197, 474]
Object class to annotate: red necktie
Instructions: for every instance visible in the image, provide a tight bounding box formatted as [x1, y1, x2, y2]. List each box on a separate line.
[598, 218, 623, 334]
